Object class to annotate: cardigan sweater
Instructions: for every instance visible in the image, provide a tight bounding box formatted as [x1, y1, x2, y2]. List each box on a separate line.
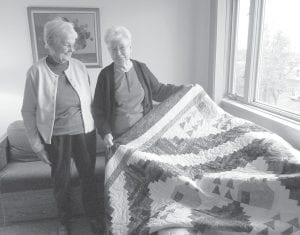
[22, 57, 94, 153]
[92, 60, 183, 138]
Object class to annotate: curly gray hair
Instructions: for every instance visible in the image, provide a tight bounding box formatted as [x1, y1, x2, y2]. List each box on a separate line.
[104, 26, 132, 46]
[43, 17, 77, 51]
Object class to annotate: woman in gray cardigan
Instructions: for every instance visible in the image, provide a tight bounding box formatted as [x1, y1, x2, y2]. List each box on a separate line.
[21, 17, 102, 235]
[93, 26, 183, 148]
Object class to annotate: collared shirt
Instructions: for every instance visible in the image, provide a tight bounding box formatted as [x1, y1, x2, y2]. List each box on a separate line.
[112, 65, 144, 136]
[22, 57, 94, 153]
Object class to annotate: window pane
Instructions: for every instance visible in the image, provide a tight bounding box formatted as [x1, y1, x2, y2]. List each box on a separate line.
[233, 0, 251, 97]
[256, 0, 300, 115]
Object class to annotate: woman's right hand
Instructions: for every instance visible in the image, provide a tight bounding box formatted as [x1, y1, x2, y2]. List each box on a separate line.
[36, 149, 51, 165]
[104, 133, 114, 148]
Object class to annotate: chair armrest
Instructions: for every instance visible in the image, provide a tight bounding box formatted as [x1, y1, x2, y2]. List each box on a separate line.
[0, 134, 8, 171]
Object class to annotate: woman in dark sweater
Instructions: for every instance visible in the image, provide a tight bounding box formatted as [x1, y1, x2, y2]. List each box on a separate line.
[93, 26, 183, 148]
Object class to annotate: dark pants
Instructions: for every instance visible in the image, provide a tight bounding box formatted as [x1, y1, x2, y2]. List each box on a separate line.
[45, 131, 99, 225]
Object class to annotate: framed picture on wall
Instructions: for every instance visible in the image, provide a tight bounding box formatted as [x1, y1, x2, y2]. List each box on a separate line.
[27, 7, 102, 68]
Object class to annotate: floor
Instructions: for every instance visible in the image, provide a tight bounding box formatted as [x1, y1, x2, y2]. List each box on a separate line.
[2, 220, 288, 235]
[0, 221, 224, 235]
[0, 216, 96, 235]
[0, 219, 223, 235]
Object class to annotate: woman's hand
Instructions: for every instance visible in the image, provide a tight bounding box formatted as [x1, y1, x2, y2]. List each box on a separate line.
[36, 149, 51, 165]
[104, 133, 114, 148]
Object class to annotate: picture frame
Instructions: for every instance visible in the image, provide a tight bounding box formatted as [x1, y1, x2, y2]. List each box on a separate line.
[27, 7, 102, 68]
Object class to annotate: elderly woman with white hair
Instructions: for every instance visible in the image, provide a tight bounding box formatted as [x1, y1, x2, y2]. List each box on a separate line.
[21, 17, 102, 235]
[93, 26, 183, 148]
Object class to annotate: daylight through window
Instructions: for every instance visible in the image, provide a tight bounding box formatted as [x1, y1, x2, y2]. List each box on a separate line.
[229, 0, 300, 121]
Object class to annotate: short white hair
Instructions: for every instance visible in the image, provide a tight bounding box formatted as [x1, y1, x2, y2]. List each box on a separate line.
[44, 17, 77, 51]
[104, 26, 132, 46]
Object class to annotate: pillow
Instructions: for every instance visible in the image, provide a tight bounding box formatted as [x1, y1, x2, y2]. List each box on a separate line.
[7, 121, 106, 161]
[7, 120, 39, 162]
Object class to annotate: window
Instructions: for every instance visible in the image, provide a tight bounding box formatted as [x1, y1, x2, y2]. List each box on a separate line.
[228, 0, 300, 122]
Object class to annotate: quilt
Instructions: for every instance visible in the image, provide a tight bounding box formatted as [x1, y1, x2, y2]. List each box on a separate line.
[105, 85, 300, 235]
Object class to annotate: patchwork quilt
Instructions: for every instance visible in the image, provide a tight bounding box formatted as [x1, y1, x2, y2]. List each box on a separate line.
[104, 85, 300, 235]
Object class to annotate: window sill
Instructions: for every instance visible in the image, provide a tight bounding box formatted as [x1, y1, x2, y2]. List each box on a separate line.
[220, 98, 300, 150]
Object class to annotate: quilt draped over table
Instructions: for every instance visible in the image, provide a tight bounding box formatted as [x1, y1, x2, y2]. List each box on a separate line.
[105, 85, 300, 235]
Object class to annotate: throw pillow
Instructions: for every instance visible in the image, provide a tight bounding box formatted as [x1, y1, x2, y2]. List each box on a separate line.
[7, 120, 39, 162]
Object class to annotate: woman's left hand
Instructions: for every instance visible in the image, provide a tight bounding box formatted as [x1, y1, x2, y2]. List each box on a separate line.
[36, 149, 51, 165]
[104, 133, 114, 148]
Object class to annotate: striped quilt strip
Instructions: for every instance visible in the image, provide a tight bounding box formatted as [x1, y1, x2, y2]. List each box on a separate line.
[105, 85, 300, 235]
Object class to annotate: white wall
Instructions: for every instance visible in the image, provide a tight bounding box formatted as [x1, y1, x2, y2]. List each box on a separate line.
[0, 0, 211, 136]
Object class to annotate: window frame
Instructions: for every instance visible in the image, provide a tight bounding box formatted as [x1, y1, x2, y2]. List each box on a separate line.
[209, 0, 300, 149]
[227, 0, 300, 123]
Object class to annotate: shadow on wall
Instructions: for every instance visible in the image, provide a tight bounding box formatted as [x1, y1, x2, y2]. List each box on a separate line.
[0, 92, 22, 138]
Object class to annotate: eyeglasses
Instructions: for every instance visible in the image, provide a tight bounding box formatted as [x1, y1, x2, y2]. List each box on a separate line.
[110, 46, 128, 52]
[108, 40, 131, 52]
[62, 43, 75, 51]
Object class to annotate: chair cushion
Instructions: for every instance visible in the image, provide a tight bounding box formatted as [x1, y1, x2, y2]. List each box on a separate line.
[96, 132, 106, 154]
[0, 156, 105, 224]
[7, 120, 39, 162]
[0, 156, 105, 193]
[7, 120, 106, 160]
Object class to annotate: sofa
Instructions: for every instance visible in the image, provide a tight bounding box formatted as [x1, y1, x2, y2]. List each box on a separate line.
[0, 120, 106, 226]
